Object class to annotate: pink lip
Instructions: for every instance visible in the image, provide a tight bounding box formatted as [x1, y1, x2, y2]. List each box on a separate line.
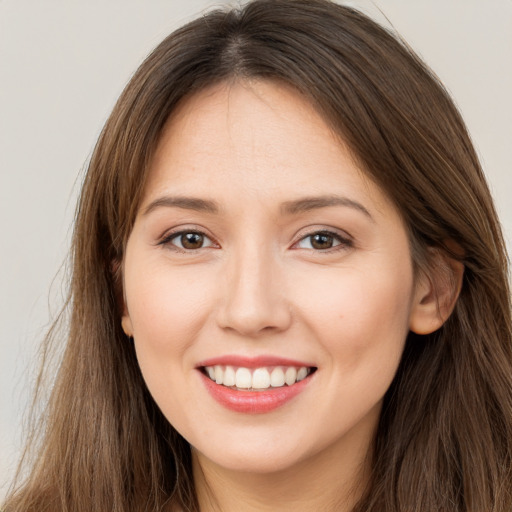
[200, 373, 312, 413]
[197, 360, 315, 414]
[196, 355, 315, 368]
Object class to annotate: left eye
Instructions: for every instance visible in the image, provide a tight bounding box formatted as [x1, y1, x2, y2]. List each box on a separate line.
[296, 232, 348, 250]
[165, 231, 215, 250]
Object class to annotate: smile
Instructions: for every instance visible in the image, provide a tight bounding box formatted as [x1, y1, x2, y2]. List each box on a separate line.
[203, 365, 314, 390]
[197, 357, 317, 414]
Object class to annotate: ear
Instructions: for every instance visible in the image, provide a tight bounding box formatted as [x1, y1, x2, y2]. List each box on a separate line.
[409, 247, 464, 335]
[112, 258, 133, 337]
[121, 313, 133, 338]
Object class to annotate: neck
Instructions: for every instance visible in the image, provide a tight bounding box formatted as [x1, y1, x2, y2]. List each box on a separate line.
[192, 428, 374, 512]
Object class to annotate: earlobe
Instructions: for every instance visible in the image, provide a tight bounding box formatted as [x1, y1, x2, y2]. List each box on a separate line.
[409, 248, 464, 335]
[112, 258, 133, 337]
[121, 314, 133, 338]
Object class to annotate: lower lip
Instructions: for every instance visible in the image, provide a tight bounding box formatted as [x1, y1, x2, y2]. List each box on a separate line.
[199, 371, 313, 414]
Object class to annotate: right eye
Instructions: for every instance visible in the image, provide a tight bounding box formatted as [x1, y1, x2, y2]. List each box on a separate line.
[161, 231, 215, 251]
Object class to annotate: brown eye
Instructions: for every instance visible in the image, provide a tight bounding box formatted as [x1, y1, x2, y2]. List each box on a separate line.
[310, 233, 334, 249]
[295, 231, 350, 251]
[181, 233, 204, 249]
[163, 231, 215, 250]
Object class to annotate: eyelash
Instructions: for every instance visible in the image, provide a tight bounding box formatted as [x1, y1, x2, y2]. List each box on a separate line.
[158, 228, 353, 253]
[158, 229, 217, 252]
[292, 230, 353, 252]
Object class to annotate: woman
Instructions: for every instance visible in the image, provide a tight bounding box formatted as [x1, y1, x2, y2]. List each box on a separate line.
[4, 0, 511, 511]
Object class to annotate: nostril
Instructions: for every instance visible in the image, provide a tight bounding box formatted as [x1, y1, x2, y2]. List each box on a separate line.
[216, 297, 293, 336]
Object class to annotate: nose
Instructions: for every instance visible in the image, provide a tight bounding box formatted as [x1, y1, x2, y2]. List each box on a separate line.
[216, 243, 292, 337]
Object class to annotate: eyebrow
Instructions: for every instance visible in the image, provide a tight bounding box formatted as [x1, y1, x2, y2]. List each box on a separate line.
[280, 195, 374, 221]
[142, 196, 220, 216]
[142, 194, 373, 221]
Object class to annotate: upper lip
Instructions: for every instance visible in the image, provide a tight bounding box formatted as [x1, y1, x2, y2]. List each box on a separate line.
[196, 355, 316, 368]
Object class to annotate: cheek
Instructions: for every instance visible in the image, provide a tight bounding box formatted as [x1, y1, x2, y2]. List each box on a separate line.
[292, 262, 414, 367]
[124, 259, 216, 364]
[124, 260, 218, 429]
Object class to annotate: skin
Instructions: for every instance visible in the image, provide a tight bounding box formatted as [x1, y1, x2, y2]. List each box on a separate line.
[121, 80, 448, 511]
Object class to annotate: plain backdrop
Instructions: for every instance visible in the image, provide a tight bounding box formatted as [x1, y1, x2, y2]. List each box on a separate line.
[1, 0, 511, 500]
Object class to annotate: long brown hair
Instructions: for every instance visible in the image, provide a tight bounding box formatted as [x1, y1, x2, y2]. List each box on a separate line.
[5, 1, 511, 510]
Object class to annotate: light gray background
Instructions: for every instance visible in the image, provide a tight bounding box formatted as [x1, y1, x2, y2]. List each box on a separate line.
[1, 0, 511, 500]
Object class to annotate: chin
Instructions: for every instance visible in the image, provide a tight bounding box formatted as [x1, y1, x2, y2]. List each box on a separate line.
[194, 442, 308, 475]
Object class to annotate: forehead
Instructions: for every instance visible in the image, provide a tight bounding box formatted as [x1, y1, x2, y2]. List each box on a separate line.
[143, 79, 394, 218]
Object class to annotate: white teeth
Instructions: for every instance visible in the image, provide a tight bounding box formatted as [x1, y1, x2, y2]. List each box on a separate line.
[223, 365, 236, 387]
[285, 367, 297, 386]
[270, 367, 285, 387]
[204, 365, 313, 390]
[252, 368, 271, 389]
[296, 367, 308, 381]
[235, 367, 252, 389]
[214, 365, 223, 384]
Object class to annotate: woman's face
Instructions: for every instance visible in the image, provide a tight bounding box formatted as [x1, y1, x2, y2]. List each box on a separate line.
[122, 80, 427, 475]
